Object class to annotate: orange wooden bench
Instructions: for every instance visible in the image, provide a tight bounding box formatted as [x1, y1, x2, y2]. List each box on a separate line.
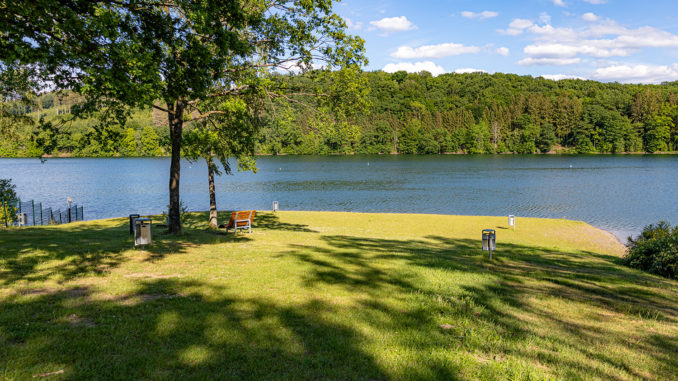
[222, 210, 256, 235]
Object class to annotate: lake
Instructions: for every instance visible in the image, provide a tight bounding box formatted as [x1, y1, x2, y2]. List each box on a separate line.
[1, 155, 677, 241]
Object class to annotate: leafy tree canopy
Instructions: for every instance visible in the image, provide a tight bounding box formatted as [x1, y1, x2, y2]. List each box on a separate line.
[1, 0, 366, 232]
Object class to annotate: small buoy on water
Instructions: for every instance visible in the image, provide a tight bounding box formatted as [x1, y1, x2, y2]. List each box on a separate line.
[569, 164, 573, 168]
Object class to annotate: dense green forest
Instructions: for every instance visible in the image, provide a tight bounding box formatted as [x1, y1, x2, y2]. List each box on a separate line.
[2, 71, 678, 157]
[0, 91, 168, 157]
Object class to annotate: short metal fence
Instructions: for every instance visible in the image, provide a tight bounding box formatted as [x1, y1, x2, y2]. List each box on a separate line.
[1, 197, 84, 227]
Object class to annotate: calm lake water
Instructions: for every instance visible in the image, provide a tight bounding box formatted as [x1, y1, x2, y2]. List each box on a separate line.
[1, 155, 677, 241]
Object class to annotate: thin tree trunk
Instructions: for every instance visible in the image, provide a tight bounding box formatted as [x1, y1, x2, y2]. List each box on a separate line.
[492, 121, 499, 152]
[168, 100, 184, 234]
[206, 156, 218, 229]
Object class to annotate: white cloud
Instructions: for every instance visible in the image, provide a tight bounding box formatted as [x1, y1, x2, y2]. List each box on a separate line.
[524, 43, 632, 59]
[391, 42, 480, 59]
[541, 74, 585, 81]
[592, 63, 678, 84]
[613, 27, 678, 48]
[455, 68, 486, 74]
[344, 18, 363, 30]
[518, 57, 582, 66]
[582, 12, 600, 22]
[527, 24, 576, 38]
[553, 0, 566, 7]
[383, 61, 446, 76]
[583, 0, 607, 4]
[496, 47, 510, 56]
[461, 11, 498, 20]
[511, 19, 534, 29]
[508, 17, 678, 71]
[585, 20, 627, 37]
[500, 18, 534, 35]
[369, 16, 416, 33]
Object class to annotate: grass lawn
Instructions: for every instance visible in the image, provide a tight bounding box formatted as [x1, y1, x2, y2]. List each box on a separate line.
[1, 211, 677, 380]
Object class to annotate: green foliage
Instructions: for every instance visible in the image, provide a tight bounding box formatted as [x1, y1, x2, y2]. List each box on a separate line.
[465, 122, 491, 154]
[140, 126, 162, 157]
[6, 71, 678, 157]
[0, 179, 17, 202]
[20, 141, 44, 157]
[3, 0, 367, 233]
[537, 123, 557, 153]
[398, 119, 422, 154]
[255, 72, 678, 156]
[625, 221, 678, 279]
[0, 179, 18, 225]
[119, 128, 139, 156]
[644, 104, 674, 153]
[183, 95, 259, 174]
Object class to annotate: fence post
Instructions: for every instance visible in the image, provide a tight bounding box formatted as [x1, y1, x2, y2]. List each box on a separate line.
[31, 200, 35, 226]
[68, 206, 71, 223]
[39, 203, 43, 226]
[81, 206, 84, 221]
[2, 196, 6, 228]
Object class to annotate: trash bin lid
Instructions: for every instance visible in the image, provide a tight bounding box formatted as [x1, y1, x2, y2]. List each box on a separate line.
[135, 218, 152, 223]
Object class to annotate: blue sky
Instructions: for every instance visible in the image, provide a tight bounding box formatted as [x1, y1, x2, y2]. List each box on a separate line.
[335, 0, 678, 83]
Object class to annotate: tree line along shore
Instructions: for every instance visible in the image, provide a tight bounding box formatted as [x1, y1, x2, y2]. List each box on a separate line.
[2, 71, 678, 158]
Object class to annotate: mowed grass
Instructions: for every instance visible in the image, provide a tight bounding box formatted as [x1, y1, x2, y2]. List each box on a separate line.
[1, 211, 677, 380]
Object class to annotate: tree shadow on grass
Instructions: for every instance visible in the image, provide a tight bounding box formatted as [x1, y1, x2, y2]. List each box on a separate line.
[0, 211, 314, 288]
[0, 279, 389, 380]
[282, 234, 678, 379]
[2, 216, 678, 379]
[252, 212, 318, 233]
[180, 211, 318, 236]
[0, 212, 275, 287]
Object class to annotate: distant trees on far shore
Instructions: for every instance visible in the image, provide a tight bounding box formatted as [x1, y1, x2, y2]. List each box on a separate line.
[255, 71, 678, 155]
[2, 71, 678, 157]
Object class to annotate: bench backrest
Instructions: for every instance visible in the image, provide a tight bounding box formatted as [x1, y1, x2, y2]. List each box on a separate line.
[227, 210, 256, 228]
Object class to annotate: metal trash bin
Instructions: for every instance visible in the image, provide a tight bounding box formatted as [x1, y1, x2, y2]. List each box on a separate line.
[482, 229, 496, 259]
[134, 218, 152, 247]
[129, 214, 140, 234]
[17, 212, 28, 227]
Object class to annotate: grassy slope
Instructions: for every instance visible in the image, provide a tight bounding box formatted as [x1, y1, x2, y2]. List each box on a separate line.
[1, 211, 676, 380]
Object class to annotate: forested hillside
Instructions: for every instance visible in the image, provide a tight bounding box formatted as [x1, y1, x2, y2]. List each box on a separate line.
[260, 71, 678, 155]
[0, 91, 168, 157]
[2, 71, 678, 157]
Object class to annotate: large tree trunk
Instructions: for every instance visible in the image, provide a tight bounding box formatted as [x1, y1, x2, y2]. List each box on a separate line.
[168, 100, 184, 234]
[206, 156, 218, 229]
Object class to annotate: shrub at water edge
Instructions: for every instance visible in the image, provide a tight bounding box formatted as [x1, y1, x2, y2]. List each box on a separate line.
[625, 221, 678, 279]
